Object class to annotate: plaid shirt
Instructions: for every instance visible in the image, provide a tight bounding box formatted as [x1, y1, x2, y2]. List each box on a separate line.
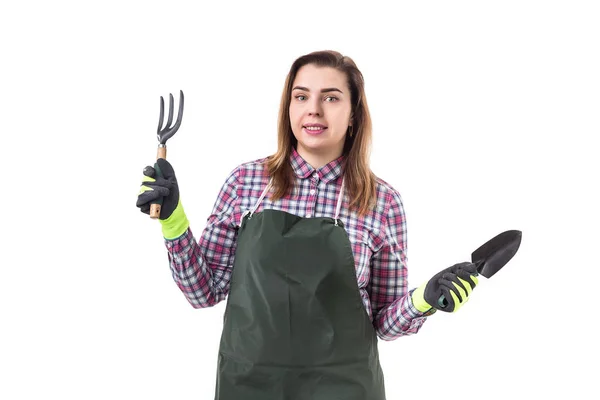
[165, 147, 432, 341]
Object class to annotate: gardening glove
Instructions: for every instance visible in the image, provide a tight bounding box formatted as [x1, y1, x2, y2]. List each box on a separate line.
[136, 158, 189, 239]
[411, 262, 479, 313]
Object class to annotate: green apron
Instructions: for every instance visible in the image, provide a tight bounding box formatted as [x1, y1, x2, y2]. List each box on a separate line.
[215, 176, 386, 399]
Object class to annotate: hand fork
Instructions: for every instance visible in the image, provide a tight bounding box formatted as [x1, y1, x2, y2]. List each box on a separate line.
[150, 90, 184, 219]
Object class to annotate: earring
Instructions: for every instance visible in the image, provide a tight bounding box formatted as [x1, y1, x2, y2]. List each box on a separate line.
[348, 125, 354, 137]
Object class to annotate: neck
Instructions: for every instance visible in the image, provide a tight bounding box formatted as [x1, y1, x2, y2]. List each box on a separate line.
[296, 145, 343, 170]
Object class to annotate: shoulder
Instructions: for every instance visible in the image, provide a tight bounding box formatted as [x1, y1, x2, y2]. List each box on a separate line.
[222, 155, 271, 184]
[374, 175, 404, 205]
[372, 175, 406, 219]
[214, 155, 272, 225]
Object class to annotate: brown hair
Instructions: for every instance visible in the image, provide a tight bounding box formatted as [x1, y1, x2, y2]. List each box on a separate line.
[265, 50, 377, 217]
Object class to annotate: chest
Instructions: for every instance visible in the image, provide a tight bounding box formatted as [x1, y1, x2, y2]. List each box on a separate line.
[235, 182, 386, 284]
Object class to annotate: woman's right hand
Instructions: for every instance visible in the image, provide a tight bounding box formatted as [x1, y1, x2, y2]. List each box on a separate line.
[137, 159, 189, 239]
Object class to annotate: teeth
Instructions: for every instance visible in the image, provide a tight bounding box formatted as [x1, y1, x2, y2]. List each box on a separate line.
[305, 126, 324, 130]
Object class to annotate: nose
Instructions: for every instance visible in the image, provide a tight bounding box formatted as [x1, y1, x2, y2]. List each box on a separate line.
[308, 97, 323, 116]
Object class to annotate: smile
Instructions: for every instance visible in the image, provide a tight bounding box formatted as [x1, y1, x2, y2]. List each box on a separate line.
[303, 126, 327, 135]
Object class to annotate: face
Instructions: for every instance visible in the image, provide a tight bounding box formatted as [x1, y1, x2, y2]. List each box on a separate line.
[289, 64, 353, 164]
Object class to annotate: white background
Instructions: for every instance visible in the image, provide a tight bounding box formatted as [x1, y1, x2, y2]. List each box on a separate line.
[1, 1, 599, 399]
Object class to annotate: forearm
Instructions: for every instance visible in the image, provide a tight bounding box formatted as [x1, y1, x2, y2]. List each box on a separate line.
[373, 290, 436, 341]
[165, 227, 228, 308]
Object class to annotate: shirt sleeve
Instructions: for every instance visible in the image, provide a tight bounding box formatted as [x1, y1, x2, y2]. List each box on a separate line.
[164, 165, 241, 308]
[370, 188, 435, 341]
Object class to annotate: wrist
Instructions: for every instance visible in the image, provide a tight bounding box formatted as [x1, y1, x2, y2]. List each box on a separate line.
[160, 199, 189, 239]
[411, 284, 433, 313]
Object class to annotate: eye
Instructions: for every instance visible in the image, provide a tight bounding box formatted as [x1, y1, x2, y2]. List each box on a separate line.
[324, 96, 339, 102]
[294, 95, 307, 101]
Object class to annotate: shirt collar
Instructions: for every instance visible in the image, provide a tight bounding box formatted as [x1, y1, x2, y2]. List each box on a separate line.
[290, 146, 345, 183]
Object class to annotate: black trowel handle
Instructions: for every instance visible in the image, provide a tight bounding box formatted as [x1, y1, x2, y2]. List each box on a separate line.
[437, 267, 481, 309]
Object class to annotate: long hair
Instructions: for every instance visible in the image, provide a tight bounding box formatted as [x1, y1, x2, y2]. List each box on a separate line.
[265, 50, 377, 217]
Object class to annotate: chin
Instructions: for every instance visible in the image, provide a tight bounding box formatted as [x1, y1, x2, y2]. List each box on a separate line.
[298, 137, 331, 149]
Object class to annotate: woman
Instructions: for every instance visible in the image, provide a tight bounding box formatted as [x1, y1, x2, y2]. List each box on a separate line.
[137, 50, 478, 399]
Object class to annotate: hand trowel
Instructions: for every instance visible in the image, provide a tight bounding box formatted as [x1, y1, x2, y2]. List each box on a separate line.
[438, 230, 523, 309]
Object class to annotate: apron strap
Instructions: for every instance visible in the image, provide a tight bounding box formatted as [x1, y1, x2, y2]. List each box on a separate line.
[334, 176, 344, 226]
[246, 175, 345, 225]
[250, 179, 272, 216]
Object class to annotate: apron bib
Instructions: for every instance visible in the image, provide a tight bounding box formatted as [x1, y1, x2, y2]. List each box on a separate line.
[215, 176, 386, 400]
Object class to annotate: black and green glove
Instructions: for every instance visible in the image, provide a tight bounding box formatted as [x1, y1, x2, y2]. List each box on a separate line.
[411, 262, 479, 313]
[136, 158, 189, 239]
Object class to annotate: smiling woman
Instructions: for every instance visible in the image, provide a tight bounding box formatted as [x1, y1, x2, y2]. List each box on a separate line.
[267, 50, 377, 217]
[136, 49, 480, 400]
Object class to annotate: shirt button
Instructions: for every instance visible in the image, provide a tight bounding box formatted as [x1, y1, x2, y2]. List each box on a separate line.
[306, 213, 311, 218]
[313, 173, 319, 179]
[309, 189, 316, 195]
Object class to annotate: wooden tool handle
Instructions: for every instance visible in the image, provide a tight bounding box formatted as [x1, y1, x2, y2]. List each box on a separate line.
[149, 204, 162, 219]
[149, 146, 167, 219]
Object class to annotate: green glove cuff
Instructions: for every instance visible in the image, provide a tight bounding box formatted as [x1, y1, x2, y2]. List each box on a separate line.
[411, 284, 433, 313]
[160, 199, 189, 239]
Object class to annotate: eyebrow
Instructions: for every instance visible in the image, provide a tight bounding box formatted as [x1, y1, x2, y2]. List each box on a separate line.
[292, 86, 343, 94]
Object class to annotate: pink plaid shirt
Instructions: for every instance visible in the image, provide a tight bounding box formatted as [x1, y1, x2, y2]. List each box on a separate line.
[164, 147, 432, 341]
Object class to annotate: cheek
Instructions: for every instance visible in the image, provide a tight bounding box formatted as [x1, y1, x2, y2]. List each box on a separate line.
[288, 106, 301, 126]
[332, 110, 351, 129]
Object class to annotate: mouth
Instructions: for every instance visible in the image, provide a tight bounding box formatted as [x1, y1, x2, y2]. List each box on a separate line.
[303, 124, 327, 135]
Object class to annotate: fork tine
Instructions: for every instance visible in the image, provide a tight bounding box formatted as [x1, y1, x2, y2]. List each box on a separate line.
[171, 90, 185, 132]
[165, 93, 174, 129]
[156, 90, 184, 145]
[157, 96, 165, 134]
